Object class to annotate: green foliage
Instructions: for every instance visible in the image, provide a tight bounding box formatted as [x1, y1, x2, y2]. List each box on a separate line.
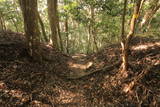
[0, 0, 23, 32]
[1, 0, 160, 54]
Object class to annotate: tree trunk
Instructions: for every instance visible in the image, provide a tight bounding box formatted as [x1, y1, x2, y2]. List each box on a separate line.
[90, 6, 98, 52]
[121, 0, 142, 72]
[47, 0, 59, 49]
[0, 16, 4, 31]
[0, 12, 6, 31]
[57, 22, 63, 51]
[140, 0, 160, 29]
[11, 18, 18, 32]
[56, 0, 63, 51]
[65, 17, 69, 54]
[87, 25, 92, 54]
[121, 0, 128, 72]
[19, 0, 41, 61]
[36, 11, 48, 42]
[57, 11, 63, 52]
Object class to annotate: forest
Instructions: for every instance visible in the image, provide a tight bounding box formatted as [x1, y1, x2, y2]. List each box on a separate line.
[0, 0, 160, 106]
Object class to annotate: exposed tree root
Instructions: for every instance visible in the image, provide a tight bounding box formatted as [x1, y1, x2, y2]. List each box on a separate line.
[123, 64, 157, 93]
[67, 61, 121, 79]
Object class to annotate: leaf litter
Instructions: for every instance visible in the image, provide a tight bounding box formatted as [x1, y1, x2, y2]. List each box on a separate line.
[0, 31, 159, 106]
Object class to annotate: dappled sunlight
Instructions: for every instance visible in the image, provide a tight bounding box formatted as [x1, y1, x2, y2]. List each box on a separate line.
[0, 81, 29, 104]
[72, 54, 87, 59]
[132, 42, 160, 51]
[9, 90, 24, 99]
[68, 61, 93, 70]
[55, 88, 84, 104]
[30, 100, 45, 106]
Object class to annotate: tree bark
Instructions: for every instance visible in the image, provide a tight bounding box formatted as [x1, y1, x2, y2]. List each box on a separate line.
[56, 1, 63, 51]
[121, 0, 142, 72]
[57, 22, 63, 51]
[36, 11, 48, 42]
[90, 6, 98, 52]
[0, 12, 6, 31]
[0, 16, 4, 31]
[121, 0, 128, 72]
[87, 26, 92, 54]
[65, 17, 69, 54]
[19, 0, 41, 61]
[47, 0, 59, 49]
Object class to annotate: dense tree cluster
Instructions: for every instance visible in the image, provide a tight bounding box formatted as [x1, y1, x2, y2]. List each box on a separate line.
[0, 0, 160, 62]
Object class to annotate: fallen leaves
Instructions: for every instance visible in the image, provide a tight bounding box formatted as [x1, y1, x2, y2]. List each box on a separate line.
[0, 31, 159, 106]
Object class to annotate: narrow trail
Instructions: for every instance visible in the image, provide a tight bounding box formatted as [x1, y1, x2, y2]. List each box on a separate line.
[67, 53, 121, 79]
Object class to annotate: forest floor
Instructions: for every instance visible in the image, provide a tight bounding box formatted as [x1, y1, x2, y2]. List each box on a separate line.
[0, 31, 160, 107]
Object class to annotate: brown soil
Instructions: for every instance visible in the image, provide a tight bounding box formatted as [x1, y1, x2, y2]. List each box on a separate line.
[0, 31, 160, 107]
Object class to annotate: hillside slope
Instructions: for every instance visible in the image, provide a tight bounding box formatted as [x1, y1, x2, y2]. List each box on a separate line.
[0, 31, 160, 106]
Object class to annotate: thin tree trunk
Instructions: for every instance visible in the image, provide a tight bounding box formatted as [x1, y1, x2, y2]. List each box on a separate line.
[11, 18, 18, 32]
[57, 24, 63, 51]
[47, 0, 58, 49]
[121, 0, 142, 72]
[0, 16, 4, 31]
[36, 11, 48, 42]
[57, 14, 63, 51]
[140, 0, 160, 29]
[121, 0, 128, 72]
[87, 25, 92, 54]
[65, 17, 69, 54]
[90, 6, 98, 52]
[0, 13, 6, 31]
